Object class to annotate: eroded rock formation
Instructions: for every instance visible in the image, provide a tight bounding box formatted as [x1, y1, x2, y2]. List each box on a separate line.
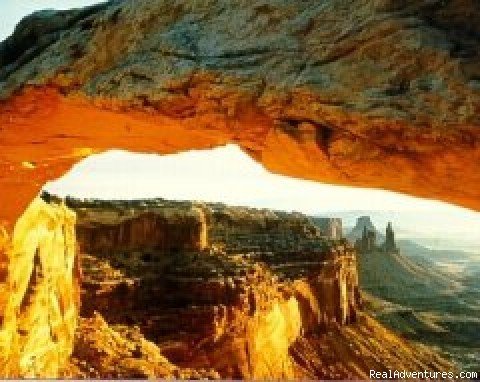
[53, 197, 452, 379]
[68, 313, 220, 379]
[0, 198, 79, 378]
[75, 202, 207, 254]
[0, 195, 457, 378]
[70, 199, 355, 378]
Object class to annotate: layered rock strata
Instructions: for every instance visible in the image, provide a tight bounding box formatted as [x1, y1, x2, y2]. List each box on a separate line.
[75, 204, 207, 254]
[77, 245, 360, 379]
[0, 0, 477, 377]
[71, 198, 360, 378]
[0, 195, 456, 378]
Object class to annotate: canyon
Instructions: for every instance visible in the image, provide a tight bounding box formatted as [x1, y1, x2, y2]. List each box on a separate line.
[0, 195, 455, 378]
[0, 0, 479, 378]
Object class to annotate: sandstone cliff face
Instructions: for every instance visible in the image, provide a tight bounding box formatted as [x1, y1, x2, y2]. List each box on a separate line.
[79, 250, 359, 379]
[69, 198, 456, 379]
[0, 1, 475, 377]
[76, 205, 207, 254]
[0, 198, 79, 378]
[0, 196, 455, 378]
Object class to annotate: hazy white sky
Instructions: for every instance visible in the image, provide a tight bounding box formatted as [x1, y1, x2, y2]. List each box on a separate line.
[0, 0, 102, 41]
[44, 145, 480, 246]
[45, 145, 451, 211]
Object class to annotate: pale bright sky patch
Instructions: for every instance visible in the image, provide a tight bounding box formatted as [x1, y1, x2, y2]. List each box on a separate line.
[43, 144, 450, 211]
[44, 145, 480, 249]
[0, 0, 103, 41]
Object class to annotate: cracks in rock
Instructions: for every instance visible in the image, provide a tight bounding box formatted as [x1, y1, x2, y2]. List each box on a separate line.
[150, 48, 197, 62]
[126, 71, 155, 84]
[315, 124, 334, 159]
[276, 118, 334, 158]
[274, 115, 435, 172]
[450, 41, 478, 60]
[19, 248, 43, 315]
[384, 78, 410, 97]
[146, 44, 308, 77]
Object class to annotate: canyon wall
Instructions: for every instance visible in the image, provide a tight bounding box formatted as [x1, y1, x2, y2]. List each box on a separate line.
[0, 0, 475, 377]
[312, 217, 343, 240]
[75, 205, 207, 254]
[0, 198, 79, 378]
[0, 196, 454, 378]
[78, 250, 360, 379]
[73, 199, 360, 379]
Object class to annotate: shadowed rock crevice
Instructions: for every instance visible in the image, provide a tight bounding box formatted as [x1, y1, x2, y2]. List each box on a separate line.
[19, 249, 42, 315]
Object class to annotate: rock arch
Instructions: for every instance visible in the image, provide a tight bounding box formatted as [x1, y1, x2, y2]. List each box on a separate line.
[0, 0, 479, 376]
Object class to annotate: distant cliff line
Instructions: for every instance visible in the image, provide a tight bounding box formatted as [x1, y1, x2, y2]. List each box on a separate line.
[40, 190, 345, 242]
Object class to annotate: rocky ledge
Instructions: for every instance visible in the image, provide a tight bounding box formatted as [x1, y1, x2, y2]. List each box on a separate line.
[69, 197, 360, 378]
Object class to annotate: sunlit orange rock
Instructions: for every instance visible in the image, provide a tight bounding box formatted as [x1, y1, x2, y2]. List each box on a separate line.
[0, 0, 479, 228]
[76, 205, 208, 254]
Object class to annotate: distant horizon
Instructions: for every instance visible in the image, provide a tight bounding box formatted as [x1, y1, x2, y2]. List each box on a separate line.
[44, 145, 480, 253]
[42, 192, 480, 253]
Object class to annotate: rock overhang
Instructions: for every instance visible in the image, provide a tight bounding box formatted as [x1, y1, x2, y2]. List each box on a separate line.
[0, 0, 479, 225]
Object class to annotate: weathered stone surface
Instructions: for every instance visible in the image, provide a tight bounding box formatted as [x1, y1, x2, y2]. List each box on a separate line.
[77, 251, 358, 379]
[72, 199, 361, 378]
[291, 312, 454, 379]
[0, 0, 476, 377]
[66, 313, 220, 379]
[311, 217, 343, 240]
[0, 0, 479, 229]
[1, 0, 479, 129]
[0, 195, 457, 378]
[76, 204, 208, 254]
